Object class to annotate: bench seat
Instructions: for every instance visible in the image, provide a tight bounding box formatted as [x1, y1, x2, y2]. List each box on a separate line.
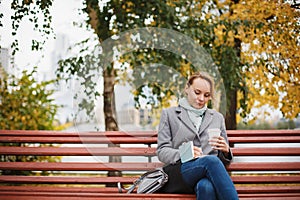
[0, 129, 300, 199]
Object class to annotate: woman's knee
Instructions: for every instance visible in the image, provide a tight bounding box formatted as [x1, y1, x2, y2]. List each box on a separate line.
[202, 155, 222, 166]
[196, 178, 214, 192]
[195, 178, 216, 200]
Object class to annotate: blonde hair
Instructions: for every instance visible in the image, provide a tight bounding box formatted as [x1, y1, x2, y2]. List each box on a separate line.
[186, 72, 215, 99]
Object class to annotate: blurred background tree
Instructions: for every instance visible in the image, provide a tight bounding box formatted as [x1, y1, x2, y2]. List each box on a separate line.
[224, 0, 300, 127]
[177, 0, 300, 129]
[4, 0, 300, 131]
[0, 67, 61, 175]
[0, 68, 58, 130]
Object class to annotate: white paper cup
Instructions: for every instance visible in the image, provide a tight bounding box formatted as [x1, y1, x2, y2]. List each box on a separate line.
[208, 128, 221, 141]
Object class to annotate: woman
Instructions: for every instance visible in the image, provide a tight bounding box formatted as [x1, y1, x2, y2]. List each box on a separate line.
[156, 72, 238, 200]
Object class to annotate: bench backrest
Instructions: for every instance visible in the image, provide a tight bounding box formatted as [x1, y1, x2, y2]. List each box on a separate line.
[0, 129, 300, 196]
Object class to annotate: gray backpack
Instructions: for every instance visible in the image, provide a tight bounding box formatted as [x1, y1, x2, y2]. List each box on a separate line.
[118, 168, 168, 194]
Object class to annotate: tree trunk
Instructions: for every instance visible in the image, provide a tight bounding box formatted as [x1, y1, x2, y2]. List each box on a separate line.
[225, 88, 237, 130]
[225, 36, 241, 130]
[103, 65, 122, 180]
[103, 66, 118, 132]
[224, 0, 241, 131]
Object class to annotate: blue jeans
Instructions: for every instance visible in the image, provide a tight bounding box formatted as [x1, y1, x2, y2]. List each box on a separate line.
[181, 155, 238, 200]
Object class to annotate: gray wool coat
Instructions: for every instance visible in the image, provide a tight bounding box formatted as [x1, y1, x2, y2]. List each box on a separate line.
[156, 106, 232, 166]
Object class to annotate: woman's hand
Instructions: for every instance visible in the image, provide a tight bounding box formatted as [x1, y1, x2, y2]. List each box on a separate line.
[210, 136, 230, 154]
[193, 146, 203, 158]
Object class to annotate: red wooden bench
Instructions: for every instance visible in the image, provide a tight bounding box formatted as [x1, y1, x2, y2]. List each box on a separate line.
[0, 129, 300, 199]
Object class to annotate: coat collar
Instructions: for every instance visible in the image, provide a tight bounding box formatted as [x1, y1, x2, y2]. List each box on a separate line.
[175, 106, 197, 134]
[199, 109, 214, 134]
[175, 106, 214, 135]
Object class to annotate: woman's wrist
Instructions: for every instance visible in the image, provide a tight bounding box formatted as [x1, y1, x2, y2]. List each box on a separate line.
[223, 148, 232, 159]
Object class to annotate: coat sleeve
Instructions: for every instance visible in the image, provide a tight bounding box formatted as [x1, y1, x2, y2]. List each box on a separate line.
[156, 109, 181, 165]
[218, 115, 233, 165]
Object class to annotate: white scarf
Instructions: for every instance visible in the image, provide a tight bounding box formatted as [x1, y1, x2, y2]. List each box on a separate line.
[178, 97, 207, 131]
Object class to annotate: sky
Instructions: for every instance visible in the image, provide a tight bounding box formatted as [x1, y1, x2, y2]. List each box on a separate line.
[0, 0, 90, 74]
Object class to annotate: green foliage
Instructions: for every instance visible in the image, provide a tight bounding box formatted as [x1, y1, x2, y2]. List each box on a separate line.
[0, 68, 58, 130]
[10, 0, 53, 55]
[237, 121, 272, 130]
[0, 67, 61, 175]
[276, 120, 296, 130]
[57, 42, 101, 118]
[237, 119, 296, 130]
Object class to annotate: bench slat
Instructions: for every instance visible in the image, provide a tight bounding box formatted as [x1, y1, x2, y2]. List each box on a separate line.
[2, 136, 300, 144]
[231, 147, 300, 156]
[1, 146, 300, 156]
[0, 130, 158, 137]
[236, 185, 300, 193]
[227, 129, 300, 136]
[1, 162, 299, 171]
[229, 136, 300, 143]
[1, 175, 300, 184]
[227, 162, 300, 171]
[0, 147, 156, 156]
[0, 176, 137, 184]
[239, 196, 300, 200]
[0, 162, 163, 171]
[0, 136, 157, 144]
[1, 185, 300, 194]
[231, 175, 300, 183]
[1, 189, 300, 200]
[0, 192, 196, 200]
[1, 194, 299, 200]
[1, 129, 299, 137]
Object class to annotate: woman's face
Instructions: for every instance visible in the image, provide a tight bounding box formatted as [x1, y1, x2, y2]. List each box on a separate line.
[185, 78, 211, 109]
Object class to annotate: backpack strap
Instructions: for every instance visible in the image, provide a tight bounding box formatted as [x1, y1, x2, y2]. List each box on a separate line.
[118, 177, 142, 193]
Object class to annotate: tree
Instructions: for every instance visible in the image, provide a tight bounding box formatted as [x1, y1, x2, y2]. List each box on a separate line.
[114, 0, 300, 129]
[230, 0, 300, 122]
[0, 68, 58, 130]
[174, 0, 300, 128]
[0, 67, 60, 175]
[4, 0, 299, 134]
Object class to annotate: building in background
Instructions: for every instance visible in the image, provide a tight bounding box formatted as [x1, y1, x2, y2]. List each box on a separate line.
[46, 33, 74, 124]
[0, 48, 12, 75]
[115, 83, 153, 131]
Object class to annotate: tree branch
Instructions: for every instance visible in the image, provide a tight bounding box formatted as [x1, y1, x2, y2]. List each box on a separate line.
[85, 0, 101, 39]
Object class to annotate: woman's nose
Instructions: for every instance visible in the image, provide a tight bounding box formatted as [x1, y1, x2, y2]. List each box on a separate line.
[198, 94, 204, 101]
